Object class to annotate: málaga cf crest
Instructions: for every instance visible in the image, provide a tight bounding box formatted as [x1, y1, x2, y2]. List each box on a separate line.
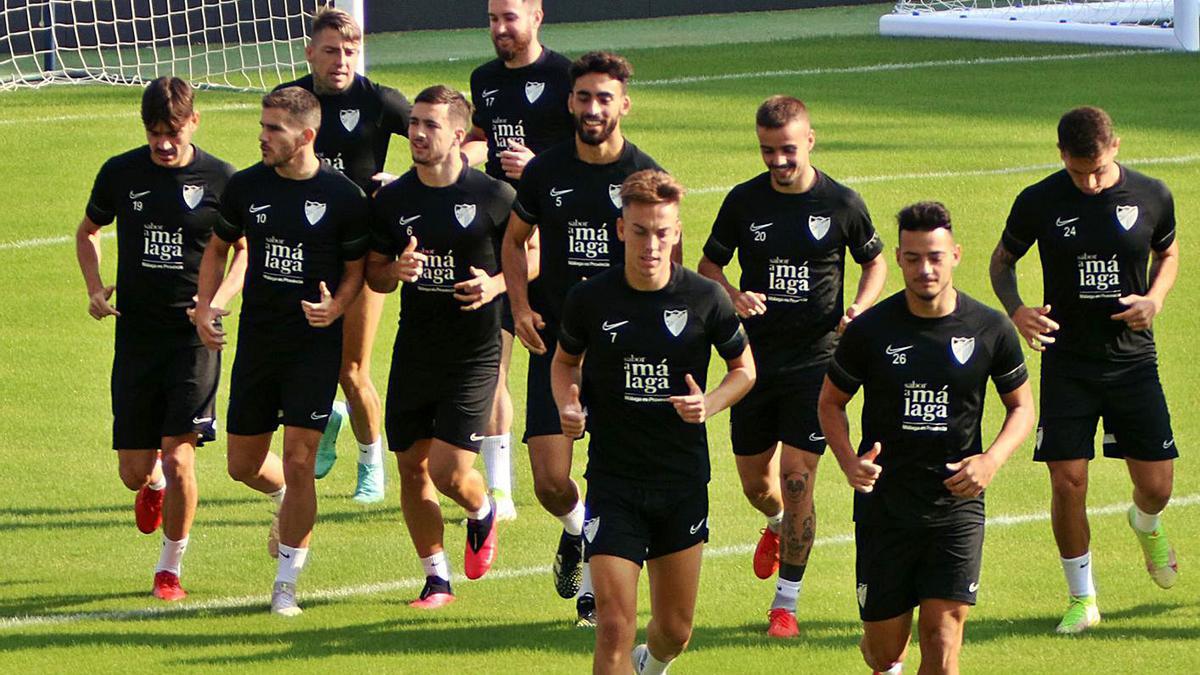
[609, 183, 623, 209]
[454, 204, 476, 228]
[1116, 204, 1138, 231]
[525, 81, 545, 103]
[808, 214, 831, 240]
[663, 309, 688, 337]
[339, 109, 360, 132]
[304, 200, 326, 225]
[950, 336, 975, 365]
[182, 184, 204, 209]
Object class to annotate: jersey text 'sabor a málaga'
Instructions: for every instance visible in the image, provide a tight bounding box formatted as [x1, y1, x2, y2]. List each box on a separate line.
[87, 145, 235, 341]
[559, 265, 747, 490]
[703, 171, 882, 376]
[215, 163, 369, 335]
[371, 164, 516, 365]
[828, 291, 1027, 526]
[514, 139, 662, 323]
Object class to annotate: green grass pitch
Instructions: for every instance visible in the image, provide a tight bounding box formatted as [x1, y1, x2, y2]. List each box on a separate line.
[1, 4, 1198, 672]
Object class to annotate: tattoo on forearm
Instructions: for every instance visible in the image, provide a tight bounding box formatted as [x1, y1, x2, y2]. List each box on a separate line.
[990, 244, 1024, 316]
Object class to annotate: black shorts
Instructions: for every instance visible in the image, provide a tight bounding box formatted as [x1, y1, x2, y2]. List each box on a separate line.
[111, 336, 218, 449]
[730, 364, 828, 456]
[524, 319, 576, 441]
[854, 518, 983, 622]
[500, 294, 515, 335]
[1034, 362, 1177, 463]
[226, 330, 342, 435]
[385, 360, 498, 453]
[583, 480, 709, 567]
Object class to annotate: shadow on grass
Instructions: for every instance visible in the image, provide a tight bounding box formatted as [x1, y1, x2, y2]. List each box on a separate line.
[0, 590, 152, 618]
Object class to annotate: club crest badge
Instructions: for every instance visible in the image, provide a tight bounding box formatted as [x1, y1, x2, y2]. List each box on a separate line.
[857, 583, 868, 608]
[304, 200, 326, 225]
[808, 214, 831, 240]
[182, 184, 204, 209]
[1116, 204, 1139, 231]
[583, 517, 600, 543]
[663, 309, 688, 337]
[454, 203, 476, 228]
[339, 108, 360, 132]
[609, 183, 623, 209]
[525, 81, 545, 103]
[950, 336, 975, 365]
[1035, 427, 1044, 450]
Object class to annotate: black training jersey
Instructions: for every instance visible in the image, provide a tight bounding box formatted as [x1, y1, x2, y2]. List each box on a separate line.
[277, 74, 411, 194]
[215, 163, 369, 335]
[559, 265, 748, 490]
[703, 170, 883, 376]
[514, 139, 663, 323]
[470, 48, 574, 185]
[86, 145, 235, 340]
[1002, 166, 1176, 374]
[827, 291, 1027, 526]
[371, 163, 516, 365]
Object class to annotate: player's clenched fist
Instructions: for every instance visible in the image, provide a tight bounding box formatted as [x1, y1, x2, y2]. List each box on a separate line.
[839, 442, 883, 493]
[398, 236, 427, 283]
[732, 290, 767, 318]
[559, 383, 586, 437]
[669, 373, 708, 424]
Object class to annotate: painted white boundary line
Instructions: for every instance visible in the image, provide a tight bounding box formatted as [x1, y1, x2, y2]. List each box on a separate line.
[2, 493, 1195, 630]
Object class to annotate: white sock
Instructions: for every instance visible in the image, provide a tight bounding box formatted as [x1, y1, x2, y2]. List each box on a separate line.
[420, 551, 451, 581]
[482, 434, 513, 494]
[1061, 552, 1097, 597]
[268, 486, 286, 508]
[879, 662, 903, 674]
[579, 561, 593, 597]
[468, 497, 492, 521]
[1132, 505, 1162, 533]
[771, 578, 800, 611]
[357, 437, 383, 466]
[275, 544, 309, 585]
[155, 535, 188, 575]
[148, 457, 166, 491]
[766, 509, 784, 534]
[559, 500, 585, 536]
[639, 646, 672, 675]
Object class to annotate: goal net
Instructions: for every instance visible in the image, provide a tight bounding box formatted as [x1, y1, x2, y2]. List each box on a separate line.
[880, 0, 1200, 51]
[0, 0, 359, 92]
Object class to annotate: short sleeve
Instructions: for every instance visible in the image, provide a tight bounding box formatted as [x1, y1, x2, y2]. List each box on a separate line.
[214, 175, 245, 242]
[380, 86, 412, 138]
[339, 186, 371, 260]
[990, 320, 1029, 394]
[469, 69, 486, 131]
[488, 180, 517, 233]
[1151, 182, 1177, 252]
[827, 320, 869, 395]
[843, 193, 884, 264]
[706, 281, 747, 360]
[1001, 188, 1039, 258]
[557, 284, 590, 355]
[513, 157, 543, 225]
[85, 158, 117, 225]
[701, 192, 741, 266]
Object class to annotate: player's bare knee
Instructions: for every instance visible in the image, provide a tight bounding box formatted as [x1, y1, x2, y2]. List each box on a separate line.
[1049, 466, 1088, 498]
[338, 361, 372, 395]
[595, 612, 636, 650]
[281, 451, 316, 480]
[117, 464, 147, 491]
[226, 455, 257, 483]
[160, 450, 194, 484]
[656, 617, 693, 654]
[860, 632, 906, 671]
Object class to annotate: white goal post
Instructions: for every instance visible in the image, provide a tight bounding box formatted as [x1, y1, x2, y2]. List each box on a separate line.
[880, 0, 1200, 51]
[0, 0, 366, 91]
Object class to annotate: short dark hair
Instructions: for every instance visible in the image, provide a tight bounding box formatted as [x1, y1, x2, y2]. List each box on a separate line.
[1058, 106, 1116, 159]
[620, 169, 685, 210]
[897, 201, 952, 233]
[570, 51, 633, 89]
[311, 7, 362, 43]
[261, 86, 321, 129]
[756, 95, 809, 129]
[141, 77, 194, 131]
[414, 84, 473, 131]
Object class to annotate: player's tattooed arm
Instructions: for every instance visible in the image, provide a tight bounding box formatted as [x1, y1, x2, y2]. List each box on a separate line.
[75, 216, 119, 320]
[697, 255, 766, 318]
[841, 254, 888, 333]
[461, 126, 490, 168]
[990, 241, 1058, 351]
[944, 381, 1034, 498]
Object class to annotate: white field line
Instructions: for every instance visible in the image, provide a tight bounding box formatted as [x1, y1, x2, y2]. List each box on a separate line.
[8, 153, 1197, 253]
[637, 48, 1158, 86]
[2, 492, 1196, 630]
[0, 48, 1164, 129]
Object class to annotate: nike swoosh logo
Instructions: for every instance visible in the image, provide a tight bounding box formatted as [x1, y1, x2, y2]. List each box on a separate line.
[885, 344, 913, 355]
[549, 188, 574, 197]
[689, 518, 707, 535]
[470, 433, 485, 442]
[311, 412, 329, 420]
[968, 582, 979, 592]
[129, 190, 151, 200]
[280, 552, 291, 559]
[809, 433, 825, 442]
[1056, 216, 1080, 227]
[398, 215, 422, 226]
[249, 204, 271, 213]
[192, 416, 213, 425]
[602, 320, 629, 331]
[1164, 439, 1175, 449]
[482, 89, 499, 98]
[748, 222, 773, 232]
